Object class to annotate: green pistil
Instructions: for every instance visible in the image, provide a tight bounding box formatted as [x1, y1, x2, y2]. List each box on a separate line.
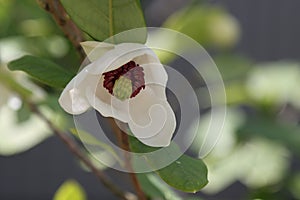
[113, 76, 133, 101]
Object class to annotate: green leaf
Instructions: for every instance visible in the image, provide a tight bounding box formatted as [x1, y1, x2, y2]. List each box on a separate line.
[8, 55, 75, 88]
[60, 0, 147, 43]
[157, 155, 208, 193]
[137, 173, 167, 199]
[129, 135, 160, 153]
[128, 136, 208, 193]
[53, 180, 87, 200]
[138, 173, 183, 200]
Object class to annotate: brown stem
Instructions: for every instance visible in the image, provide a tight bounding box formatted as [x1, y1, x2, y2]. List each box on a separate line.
[29, 103, 135, 200]
[110, 120, 148, 200]
[37, 0, 85, 60]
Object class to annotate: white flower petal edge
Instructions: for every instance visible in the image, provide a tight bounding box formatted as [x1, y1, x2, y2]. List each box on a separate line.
[59, 42, 176, 147]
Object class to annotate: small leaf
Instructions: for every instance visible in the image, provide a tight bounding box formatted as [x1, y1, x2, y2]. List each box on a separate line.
[60, 0, 147, 43]
[8, 55, 75, 88]
[156, 155, 208, 193]
[53, 180, 87, 200]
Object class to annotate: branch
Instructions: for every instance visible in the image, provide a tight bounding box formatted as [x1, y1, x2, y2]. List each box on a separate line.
[29, 103, 135, 200]
[37, 0, 85, 60]
[111, 120, 148, 200]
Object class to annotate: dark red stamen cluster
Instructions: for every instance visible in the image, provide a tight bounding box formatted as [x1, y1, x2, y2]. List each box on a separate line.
[102, 61, 145, 98]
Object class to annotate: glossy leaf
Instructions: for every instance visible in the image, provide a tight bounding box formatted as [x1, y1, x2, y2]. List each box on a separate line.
[60, 0, 147, 43]
[129, 136, 208, 193]
[157, 155, 208, 193]
[8, 55, 75, 88]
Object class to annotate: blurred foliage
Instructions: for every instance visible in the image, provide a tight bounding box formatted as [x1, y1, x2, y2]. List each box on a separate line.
[0, 0, 300, 199]
[163, 3, 240, 50]
[0, 0, 76, 155]
[53, 180, 87, 200]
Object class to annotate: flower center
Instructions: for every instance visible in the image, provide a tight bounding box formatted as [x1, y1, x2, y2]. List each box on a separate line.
[102, 61, 145, 101]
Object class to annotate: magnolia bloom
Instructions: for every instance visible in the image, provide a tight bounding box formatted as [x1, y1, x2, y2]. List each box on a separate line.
[59, 41, 176, 147]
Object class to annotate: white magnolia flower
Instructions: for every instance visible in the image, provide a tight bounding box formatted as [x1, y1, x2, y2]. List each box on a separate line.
[59, 41, 176, 147]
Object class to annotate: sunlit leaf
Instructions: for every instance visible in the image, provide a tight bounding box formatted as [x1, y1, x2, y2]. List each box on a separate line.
[60, 0, 146, 43]
[53, 180, 87, 200]
[8, 55, 75, 88]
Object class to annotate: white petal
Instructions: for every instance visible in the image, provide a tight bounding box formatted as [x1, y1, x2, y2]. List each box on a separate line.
[80, 41, 115, 62]
[86, 43, 161, 75]
[110, 97, 130, 122]
[59, 69, 96, 115]
[137, 103, 176, 147]
[128, 86, 176, 147]
[85, 77, 114, 118]
[141, 62, 168, 100]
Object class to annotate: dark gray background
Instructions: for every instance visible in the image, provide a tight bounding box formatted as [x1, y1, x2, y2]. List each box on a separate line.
[1, 0, 300, 199]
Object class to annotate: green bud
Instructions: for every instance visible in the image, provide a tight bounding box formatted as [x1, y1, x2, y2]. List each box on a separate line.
[113, 76, 132, 101]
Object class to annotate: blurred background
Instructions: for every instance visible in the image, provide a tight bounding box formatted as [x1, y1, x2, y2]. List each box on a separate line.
[1, 0, 300, 199]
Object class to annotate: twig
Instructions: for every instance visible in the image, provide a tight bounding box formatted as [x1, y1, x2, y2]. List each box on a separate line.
[110, 119, 148, 200]
[37, 0, 85, 60]
[29, 103, 135, 200]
